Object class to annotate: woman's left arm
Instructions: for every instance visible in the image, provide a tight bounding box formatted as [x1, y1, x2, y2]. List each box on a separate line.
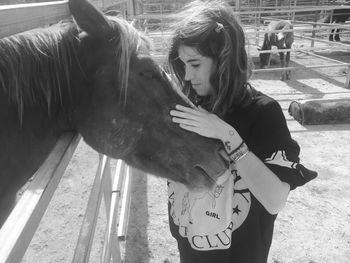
[170, 104, 290, 215]
[236, 152, 290, 215]
[222, 132, 290, 215]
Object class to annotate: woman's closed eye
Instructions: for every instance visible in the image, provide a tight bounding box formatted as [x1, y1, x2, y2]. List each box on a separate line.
[190, 64, 200, 68]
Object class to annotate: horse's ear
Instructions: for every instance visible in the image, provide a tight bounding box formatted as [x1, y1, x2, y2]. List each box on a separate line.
[69, 0, 112, 38]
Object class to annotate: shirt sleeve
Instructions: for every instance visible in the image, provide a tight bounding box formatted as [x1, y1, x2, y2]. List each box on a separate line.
[248, 99, 317, 190]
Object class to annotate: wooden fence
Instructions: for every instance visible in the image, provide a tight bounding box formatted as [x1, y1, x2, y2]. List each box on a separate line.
[0, 1, 136, 262]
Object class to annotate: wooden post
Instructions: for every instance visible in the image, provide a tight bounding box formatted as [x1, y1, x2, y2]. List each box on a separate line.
[255, 0, 260, 47]
[235, 0, 240, 22]
[127, 0, 136, 18]
[311, 0, 320, 48]
[292, 0, 297, 21]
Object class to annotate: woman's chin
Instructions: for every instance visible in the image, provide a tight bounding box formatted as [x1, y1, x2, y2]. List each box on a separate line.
[194, 90, 207, 96]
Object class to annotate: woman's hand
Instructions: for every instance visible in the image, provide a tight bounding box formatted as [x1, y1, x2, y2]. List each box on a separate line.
[170, 105, 242, 147]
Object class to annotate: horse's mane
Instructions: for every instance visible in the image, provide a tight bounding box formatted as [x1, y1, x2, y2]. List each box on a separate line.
[0, 21, 79, 123]
[0, 16, 150, 123]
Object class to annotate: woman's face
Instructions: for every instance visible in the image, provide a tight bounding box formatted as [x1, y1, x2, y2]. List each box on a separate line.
[178, 45, 216, 97]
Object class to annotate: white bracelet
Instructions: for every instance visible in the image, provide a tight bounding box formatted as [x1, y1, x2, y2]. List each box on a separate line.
[229, 142, 250, 163]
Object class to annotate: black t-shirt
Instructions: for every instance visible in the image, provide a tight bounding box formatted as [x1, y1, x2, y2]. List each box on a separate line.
[168, 89, 317, 263]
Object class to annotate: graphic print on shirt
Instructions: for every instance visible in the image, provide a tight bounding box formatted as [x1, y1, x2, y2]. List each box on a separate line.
[180, 184, 225, 224]
[168, 165, 251, 251]
[264, 150, 298, 168]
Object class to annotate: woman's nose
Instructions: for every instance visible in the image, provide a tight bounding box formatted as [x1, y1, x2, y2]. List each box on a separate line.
[184, 67, 193, 81]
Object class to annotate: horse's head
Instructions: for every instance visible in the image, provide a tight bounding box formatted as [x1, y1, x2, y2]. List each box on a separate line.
[68, 0, 229, 190]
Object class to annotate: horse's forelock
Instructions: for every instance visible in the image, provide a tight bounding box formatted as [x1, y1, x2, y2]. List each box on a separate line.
[107, 18, 193, 109]
[108, 17, 150, 104]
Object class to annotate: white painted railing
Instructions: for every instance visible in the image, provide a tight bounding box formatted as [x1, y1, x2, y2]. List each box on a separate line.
[0, 133, 133, 263]
[0, 133, 80, 263]
[72, 155, 132, 263]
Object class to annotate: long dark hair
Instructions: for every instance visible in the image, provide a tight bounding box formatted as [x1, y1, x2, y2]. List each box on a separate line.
[167, 0, 253, 117]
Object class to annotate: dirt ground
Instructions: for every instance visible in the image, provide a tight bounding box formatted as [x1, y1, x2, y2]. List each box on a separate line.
[21, 47, 350, 263]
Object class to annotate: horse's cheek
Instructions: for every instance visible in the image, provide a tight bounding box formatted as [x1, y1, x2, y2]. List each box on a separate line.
[74, 107, 141, 158]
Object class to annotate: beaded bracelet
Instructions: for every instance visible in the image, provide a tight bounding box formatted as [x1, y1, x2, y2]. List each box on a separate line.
[229, 141, 250, 163]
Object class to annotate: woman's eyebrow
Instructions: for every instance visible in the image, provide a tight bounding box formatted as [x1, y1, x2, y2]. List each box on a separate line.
[176, 56, 200, 63]
[187, 58, 199, 63]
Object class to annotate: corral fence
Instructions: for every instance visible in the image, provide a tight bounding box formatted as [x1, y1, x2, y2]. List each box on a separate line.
[131, 0, 350, 88]
[0, 1, 137, 263]
[1, 0, 350, 262]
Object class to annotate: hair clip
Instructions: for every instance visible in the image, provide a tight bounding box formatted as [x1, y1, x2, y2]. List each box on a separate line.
[215, 22, 224, 33]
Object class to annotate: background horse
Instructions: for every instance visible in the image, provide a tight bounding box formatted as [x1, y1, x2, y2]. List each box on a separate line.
[258, 20, 294, 81]
[0, 0, 228, 227]
[319, 5, 350, 41]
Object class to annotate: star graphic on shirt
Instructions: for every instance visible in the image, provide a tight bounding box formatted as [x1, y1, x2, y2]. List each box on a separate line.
[232, 205, 241, 215]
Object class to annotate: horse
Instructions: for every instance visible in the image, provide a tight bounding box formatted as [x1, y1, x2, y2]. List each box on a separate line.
[0, 0, 229, 227]
[258, 20, 294, 81]
[319, 5, 350, 41]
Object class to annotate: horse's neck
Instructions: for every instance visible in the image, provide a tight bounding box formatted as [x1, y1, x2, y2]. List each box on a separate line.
[0, 59, 73, 173]
[0, 88, 72, 138]
[0, 91, 67, 226]
[0, 89, 70, 195]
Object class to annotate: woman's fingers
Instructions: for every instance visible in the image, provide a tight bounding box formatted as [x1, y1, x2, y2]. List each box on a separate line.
[175, 104, 204, 115]
[169, 105, 234, 140]
[170, 109, 203, 122]
[170, 111, 199, 123]
[170, 105, 211, 120]
[172, 117, 198, 126]
[179, 123, 199, 133]
[170, 105, 218, 138]
[170, 110, 187, 118]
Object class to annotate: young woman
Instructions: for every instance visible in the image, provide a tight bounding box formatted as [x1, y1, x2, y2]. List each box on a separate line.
[167, 1, 317, 262]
